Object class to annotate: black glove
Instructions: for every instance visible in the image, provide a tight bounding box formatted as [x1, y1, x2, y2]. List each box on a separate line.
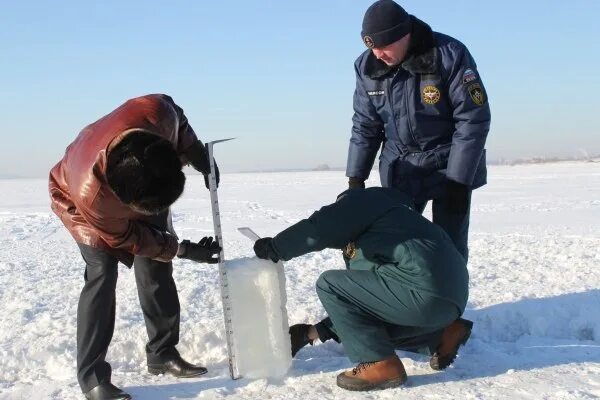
[178, 237, 221, 264]
[348, 177, 365, 189]
[202, 162, 220, 190]
[444, 180, 470, 215]
[185, 140, 220, 189]
[253, 237, 280, 263]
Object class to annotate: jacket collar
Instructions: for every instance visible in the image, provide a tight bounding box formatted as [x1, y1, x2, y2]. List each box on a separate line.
[365, 16, 437, 79]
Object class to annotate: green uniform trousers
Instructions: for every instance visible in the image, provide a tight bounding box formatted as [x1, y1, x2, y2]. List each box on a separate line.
[315, 267, 461, 363]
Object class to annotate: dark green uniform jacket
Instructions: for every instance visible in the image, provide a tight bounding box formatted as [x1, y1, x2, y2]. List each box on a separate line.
[272, 187, 468, 311]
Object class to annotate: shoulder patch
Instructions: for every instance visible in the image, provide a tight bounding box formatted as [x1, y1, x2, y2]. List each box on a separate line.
[462, 68, 478, 84]
[468, 83, 486, 106]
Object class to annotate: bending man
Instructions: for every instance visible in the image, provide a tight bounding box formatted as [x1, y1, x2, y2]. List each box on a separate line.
[49, 94, 221, 400]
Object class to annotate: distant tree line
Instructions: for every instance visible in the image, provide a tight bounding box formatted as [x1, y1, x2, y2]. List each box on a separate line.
[490, 153, 600, 166]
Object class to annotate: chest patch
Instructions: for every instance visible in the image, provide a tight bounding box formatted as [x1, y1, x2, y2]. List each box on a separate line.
[421, 85, 441, 105]
[343, 242, 357, 259]
[367, 90, 385, 96]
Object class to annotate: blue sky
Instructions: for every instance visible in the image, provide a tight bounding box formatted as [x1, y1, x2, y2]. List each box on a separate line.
[1, 0, 599, 177]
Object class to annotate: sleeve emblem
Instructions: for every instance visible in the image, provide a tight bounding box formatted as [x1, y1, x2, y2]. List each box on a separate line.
[462, 68, 478, 84]
[468, 83, 486, 106]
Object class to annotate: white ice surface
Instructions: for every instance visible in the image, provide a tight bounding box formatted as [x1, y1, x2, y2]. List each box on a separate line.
[224, 257, 291, 379]
[0, 162, 599, 399]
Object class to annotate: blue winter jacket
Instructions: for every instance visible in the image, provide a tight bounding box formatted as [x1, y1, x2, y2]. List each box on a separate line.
[346, 17, 491, 202]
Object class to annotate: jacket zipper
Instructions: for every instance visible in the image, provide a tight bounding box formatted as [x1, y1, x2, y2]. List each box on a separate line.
[387, 69, 407, 157]
[404, 77, 420, 152]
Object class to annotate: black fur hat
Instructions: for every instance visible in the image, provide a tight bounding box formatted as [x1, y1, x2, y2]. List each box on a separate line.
[106, 131, 185, 215]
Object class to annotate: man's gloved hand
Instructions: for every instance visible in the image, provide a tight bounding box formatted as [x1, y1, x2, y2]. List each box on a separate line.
[445, 180, 470, 215]
[185, 140, 220, 189]
[178, 237, 221, 264]
[202, 163, 220, 190]
[253, 237, 280, 263]
[348, 177, 365, 189]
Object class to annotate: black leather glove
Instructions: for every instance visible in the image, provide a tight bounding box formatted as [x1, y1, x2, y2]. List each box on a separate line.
[202, 163, 220, 190]
[178, 237, 221, 264]
[445, 180, 470, 215]
[185, 140, 220, 189]
[253, 237, 280, 263]
[348, 177, 365, 189]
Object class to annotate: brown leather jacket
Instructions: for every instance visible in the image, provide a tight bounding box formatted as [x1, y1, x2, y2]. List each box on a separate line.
[49, 94, 199, 266]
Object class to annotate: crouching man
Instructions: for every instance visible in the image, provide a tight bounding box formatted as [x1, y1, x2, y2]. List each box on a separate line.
[253, 188, 473, 391]
[49, 94, 221, 400]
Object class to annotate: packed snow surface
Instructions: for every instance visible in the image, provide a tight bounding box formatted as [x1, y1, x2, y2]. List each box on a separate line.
[0, 162, 599, 399]
[224, 257, 291, 379]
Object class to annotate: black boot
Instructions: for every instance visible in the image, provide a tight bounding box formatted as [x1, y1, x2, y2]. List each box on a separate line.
[84, 383, 131, 400]
[289, 324, 314, 357]
[148, 353, 208, 378]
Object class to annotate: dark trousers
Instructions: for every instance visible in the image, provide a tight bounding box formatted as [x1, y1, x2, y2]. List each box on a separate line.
[415, 191, 472, 261]
[314, 268, 460, 363]
[76, 243, 180, 393]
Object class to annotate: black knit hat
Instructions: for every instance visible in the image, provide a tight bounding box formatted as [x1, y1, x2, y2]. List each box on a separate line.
[361, 0, 411, 49]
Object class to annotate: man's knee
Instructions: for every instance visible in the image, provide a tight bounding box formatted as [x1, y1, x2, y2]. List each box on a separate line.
[316, 270, 334, 290]
[78, 244, 118, 285]
[134, 258, 174, 289]
[316, 270, 345, 297]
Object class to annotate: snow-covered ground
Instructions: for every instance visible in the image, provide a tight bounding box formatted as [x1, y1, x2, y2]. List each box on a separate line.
[0, 162, 599, 399]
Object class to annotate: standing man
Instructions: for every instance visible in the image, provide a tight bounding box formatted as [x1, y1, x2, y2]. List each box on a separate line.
[347, 0, 491, 260]
[49, 94, 221, 400]
[254, 188, 472, 391]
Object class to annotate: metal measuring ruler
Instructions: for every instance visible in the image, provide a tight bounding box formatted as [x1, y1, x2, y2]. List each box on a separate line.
[207, 138, 240, 380]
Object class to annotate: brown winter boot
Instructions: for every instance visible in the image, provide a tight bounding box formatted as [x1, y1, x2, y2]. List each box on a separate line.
[430, 318, 473, 370]
[336, 354, 407, 391]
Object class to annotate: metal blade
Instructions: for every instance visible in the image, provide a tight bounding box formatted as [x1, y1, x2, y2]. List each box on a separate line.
[207, 137, 236, 146]
[237, 227, 261, 242]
